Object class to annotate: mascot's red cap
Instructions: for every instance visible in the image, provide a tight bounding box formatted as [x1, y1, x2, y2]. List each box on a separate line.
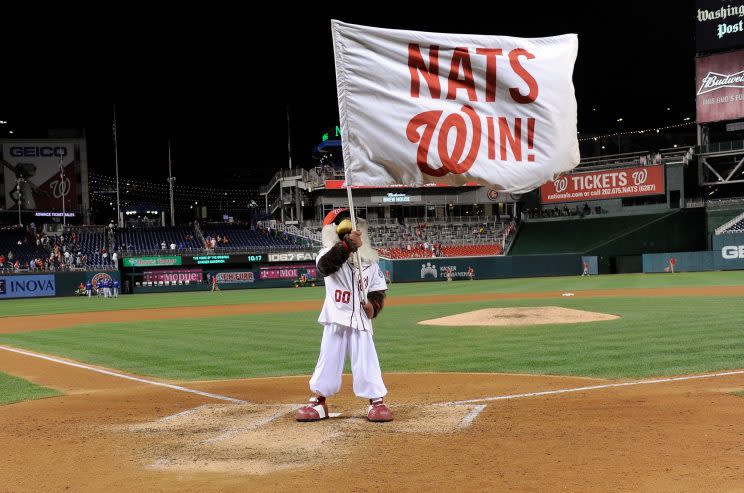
[322, 208, 349, 226]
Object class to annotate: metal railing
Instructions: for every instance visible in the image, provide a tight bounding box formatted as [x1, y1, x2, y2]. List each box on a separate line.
[699, 140, 744, 154]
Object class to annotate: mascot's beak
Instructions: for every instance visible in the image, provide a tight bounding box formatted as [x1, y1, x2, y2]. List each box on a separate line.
[336, 219, 353, 238]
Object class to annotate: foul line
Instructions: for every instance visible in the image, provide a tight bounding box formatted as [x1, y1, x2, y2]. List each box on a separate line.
[0, 345, 247, 404]
[440, 369, 744, 406]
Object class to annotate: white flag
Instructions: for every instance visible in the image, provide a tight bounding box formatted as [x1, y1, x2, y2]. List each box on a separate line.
[332, 20, 580, 192]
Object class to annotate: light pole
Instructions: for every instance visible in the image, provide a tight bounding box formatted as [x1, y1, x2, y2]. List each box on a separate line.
[59, 154, 67, 226]
[16, 177, 24, 226]
[168, 140, 175, 226]
[113, 104, 122, 227]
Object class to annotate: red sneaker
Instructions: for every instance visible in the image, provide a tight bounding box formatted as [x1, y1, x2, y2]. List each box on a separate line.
[367, 398, 393, 422]
[296, 396, 328, 422]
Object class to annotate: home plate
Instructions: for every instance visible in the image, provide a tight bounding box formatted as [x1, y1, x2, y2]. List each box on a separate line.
[562, 293, 575, 297]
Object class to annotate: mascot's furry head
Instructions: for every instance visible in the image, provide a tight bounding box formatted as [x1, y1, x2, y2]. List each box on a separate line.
[322, 208, 378, 264]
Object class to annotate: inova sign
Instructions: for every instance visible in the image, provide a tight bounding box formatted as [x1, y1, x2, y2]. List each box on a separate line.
[722, 245, 744, 259]
[0, 275, 56, 299]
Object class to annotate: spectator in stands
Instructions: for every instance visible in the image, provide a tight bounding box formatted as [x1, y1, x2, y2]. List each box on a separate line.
[583, 203, 591, 215]
[161, 241, 167, 250]
[170, 242, 176, 250]
[563, 205, 570, 216]
[112, 251, 118, 266]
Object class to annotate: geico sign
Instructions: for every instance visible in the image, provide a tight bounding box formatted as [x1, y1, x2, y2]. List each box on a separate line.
[721, 245, 744, 259]
[268, 252, 318, 262]
[9, 146, 68, 158]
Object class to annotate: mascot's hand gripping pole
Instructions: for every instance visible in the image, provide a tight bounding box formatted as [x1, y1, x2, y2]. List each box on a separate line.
[345, 183, 368, 303]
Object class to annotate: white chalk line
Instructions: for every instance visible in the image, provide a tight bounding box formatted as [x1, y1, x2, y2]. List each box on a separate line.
[0, 345, 247, 404]
[157, 404, 214, 423]
[440, 369, 744, 406]
[458, 404, 486, 429]
[204, 404, 298, 443]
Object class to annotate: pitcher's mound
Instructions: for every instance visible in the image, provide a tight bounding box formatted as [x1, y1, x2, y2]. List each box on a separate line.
[419, 306, 619, 327]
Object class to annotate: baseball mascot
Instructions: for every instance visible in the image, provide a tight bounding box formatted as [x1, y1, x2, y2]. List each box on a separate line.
[296, 208, 393, 422]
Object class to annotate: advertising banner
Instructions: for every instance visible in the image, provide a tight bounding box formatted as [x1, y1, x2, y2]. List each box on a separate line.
[259, 264, 317, 280]
[143, 269, 202, 283]
[696, 49, 744, 123]
[2, 142, 76, 210]
[540, 165, 665, 204]
[215, 271, 255, 283]
[696, 0, 744, 52]
[123, 256, 182, 267]
[0, 274, 56, 299]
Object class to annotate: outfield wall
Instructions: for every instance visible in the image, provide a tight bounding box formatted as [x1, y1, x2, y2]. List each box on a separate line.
[379, 254, 587, 282]
[0, 270, 120, 299]
[642, 233, 744, 272]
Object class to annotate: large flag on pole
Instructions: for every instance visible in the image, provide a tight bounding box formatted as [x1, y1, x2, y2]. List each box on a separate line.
[332, 20, 580, 192]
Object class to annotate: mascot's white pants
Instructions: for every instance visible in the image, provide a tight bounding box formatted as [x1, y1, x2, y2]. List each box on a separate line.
[309, 323, 387, 399]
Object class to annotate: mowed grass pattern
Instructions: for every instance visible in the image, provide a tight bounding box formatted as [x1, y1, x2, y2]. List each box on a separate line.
[0, 371, 61, 405]
[1, 271, 743, 380]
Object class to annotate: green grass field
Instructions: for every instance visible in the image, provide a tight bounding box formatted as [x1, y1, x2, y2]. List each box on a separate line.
[1, 272, 743, 384]
[1, 271, 743, 318]
[0, 371, 61, 405]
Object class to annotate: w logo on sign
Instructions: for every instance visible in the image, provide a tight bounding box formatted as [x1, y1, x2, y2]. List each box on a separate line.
[632, 169, 648, 186]
[553, 176, 569, 193]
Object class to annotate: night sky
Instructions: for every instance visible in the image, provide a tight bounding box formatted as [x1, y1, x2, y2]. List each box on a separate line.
[0, 2, 695, 187]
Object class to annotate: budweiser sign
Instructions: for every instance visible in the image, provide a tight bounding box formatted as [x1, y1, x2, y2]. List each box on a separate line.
[540, 165, 665, 204]
[696, 50, 744, 123]
[697, 70, 744, 94]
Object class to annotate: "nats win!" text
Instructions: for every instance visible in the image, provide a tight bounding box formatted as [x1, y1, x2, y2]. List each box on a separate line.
[406, 44, 539, 177]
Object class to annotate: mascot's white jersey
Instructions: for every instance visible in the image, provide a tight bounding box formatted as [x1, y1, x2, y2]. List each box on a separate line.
[317, 248, 387, 331]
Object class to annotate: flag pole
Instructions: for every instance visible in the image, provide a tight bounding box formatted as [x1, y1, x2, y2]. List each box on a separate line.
[345, 179, 367, 304]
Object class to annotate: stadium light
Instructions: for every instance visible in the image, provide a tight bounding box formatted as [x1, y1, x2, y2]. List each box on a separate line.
[0, 120, 6, 124]
[8, 130, 13, 134]
[616, 118, 623, 122]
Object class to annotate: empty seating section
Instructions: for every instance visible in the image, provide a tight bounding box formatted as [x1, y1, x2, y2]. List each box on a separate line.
[721, 218, 744, 233]
[509, 213, 668, 255]
[200, 223, 297, 250]
[116, 226, 201, 252]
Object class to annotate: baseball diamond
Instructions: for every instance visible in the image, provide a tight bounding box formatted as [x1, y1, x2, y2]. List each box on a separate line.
[4, 3, 744, 492]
